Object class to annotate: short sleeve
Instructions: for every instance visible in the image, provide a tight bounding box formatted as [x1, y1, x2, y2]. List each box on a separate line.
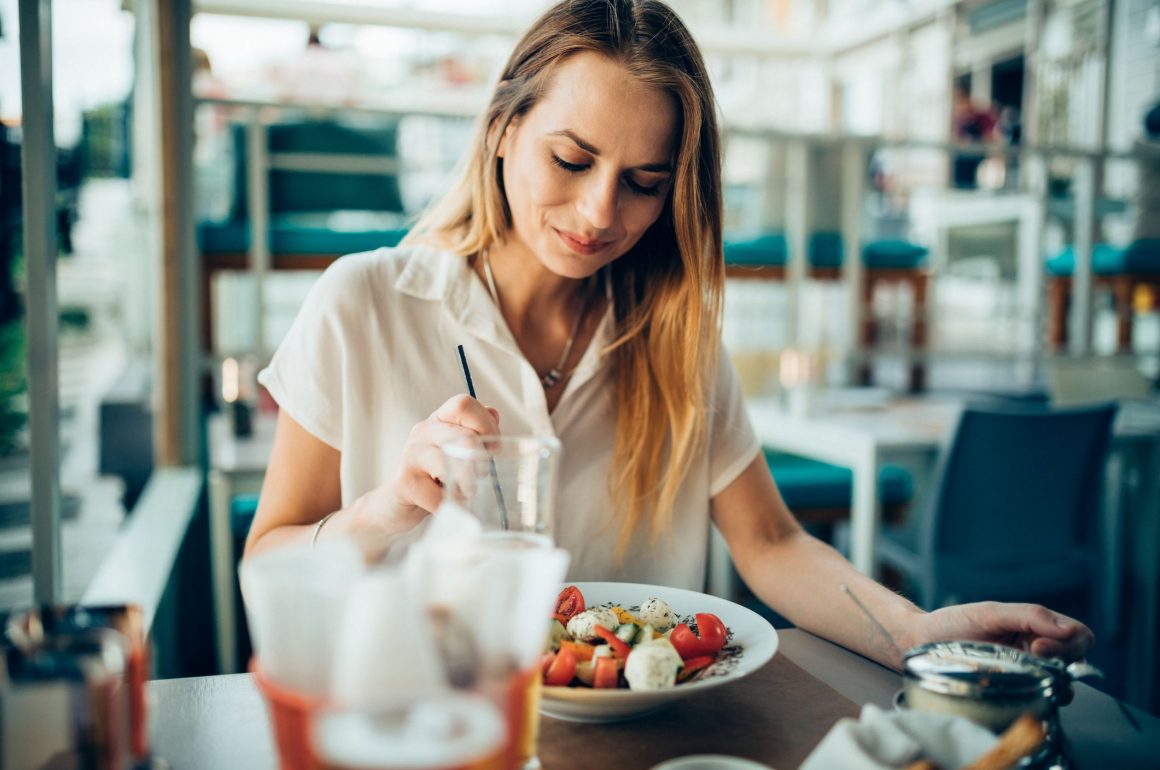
[707, 347, 762, 497]
[257, 255, 373, 450]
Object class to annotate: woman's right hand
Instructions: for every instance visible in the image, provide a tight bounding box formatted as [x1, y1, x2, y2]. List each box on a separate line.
[346, 394, 501, 545]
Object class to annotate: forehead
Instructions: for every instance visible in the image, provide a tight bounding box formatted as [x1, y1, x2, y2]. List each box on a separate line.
[523, 51, 679, 163]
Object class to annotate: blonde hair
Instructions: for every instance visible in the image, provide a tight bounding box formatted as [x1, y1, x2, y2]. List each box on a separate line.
[404, 0, 724, 556]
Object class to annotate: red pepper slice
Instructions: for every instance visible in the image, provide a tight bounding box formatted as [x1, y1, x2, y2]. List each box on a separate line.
[593, 624, 631, 659]
[543, 648, 578, 686]
[552, 585, 585, 624]
[592, 656, 619, 689]
[676, 654, 716, 683]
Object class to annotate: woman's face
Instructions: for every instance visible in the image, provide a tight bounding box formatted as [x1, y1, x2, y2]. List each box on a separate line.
[497, 51, 679, 279]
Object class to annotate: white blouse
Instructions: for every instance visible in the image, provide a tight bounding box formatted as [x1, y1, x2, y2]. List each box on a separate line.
[258, 244, 761, 590]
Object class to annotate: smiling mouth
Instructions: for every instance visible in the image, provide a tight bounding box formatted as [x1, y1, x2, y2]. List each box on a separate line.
[555, 229, 610, 254]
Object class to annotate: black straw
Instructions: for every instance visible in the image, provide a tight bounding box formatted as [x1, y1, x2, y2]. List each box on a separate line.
[455, 344, 509, 529]
[457, 344, 477, 397]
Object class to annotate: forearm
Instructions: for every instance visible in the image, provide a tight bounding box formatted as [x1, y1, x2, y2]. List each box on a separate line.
[736, 530, 925, 670]
[245, 494, 416, 563]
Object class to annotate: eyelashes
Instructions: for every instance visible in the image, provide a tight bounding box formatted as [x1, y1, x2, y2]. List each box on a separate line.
[550, 154, 662, 198]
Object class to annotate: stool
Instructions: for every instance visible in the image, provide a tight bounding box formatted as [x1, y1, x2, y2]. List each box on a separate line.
[809, 234, 930, 392]
[1045, 240, 1160, 352]
[723, 232, 788, 279]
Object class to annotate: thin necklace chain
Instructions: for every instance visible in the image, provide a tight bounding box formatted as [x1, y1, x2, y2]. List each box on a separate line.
[481, 250, 589, 389]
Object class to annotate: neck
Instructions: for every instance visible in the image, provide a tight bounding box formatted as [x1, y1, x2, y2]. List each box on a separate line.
[482, 242, 594, 330]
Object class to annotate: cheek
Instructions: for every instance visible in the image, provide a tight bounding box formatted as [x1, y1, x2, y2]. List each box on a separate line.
[622, 198, 666, 236]
[505, 158, 570, 221]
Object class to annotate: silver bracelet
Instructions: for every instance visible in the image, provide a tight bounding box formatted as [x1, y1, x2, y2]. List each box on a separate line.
[311, 512, 336, 546]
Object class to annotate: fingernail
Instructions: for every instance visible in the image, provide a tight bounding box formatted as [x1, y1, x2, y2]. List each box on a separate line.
[1056, 617, 1073, 629]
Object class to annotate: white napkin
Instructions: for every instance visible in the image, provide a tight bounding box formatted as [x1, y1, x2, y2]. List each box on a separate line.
[799, 704, 997, 770]
[240, 539, 365, 695]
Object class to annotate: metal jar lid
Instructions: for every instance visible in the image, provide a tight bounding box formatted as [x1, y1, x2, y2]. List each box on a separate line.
[903, 641, 1059, 701]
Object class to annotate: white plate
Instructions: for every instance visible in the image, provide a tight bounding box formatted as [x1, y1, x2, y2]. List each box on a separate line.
[539, 582, 779, 723]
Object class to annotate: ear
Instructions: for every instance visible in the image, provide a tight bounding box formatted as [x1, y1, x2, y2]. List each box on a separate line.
[489, 118, 519, 159]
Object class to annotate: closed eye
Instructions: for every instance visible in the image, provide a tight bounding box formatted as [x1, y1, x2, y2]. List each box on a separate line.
[552, 154, 664, 198]
[552, 154, 588, 173]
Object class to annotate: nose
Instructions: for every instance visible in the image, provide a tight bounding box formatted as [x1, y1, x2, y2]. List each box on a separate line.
[576, 172, 618, 231]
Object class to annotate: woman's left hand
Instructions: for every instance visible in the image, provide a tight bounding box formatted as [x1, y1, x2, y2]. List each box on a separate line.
[911, 601, 1094, 662]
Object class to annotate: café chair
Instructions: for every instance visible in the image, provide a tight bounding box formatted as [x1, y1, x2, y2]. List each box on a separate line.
[765, 449, 914, 531]
[724, 232, 788, 279]
[809, 233, 930, 392]
[226, 493, 260, 666]
[1045, 240, 1160, 353]
[197, 118, 411, 350]
[873, 402, 1117, 613]
[724, 230, 930, 391]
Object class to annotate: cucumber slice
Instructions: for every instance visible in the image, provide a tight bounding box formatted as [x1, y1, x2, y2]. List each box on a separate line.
[614, 623, 639, 645]
[546, 619, 569, 652]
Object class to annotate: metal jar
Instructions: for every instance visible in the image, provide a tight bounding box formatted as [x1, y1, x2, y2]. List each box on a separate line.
[901, 640, 1100, 733]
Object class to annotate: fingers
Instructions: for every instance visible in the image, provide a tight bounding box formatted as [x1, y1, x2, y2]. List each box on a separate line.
[976, 602, 1095, 661]
[392, 396, 502, 515]
[434, 394, 501, 436]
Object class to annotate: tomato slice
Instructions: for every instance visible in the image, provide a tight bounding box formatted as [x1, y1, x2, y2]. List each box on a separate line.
[592, 656, 619, 689]
[694, 613, 727, 655]
[668, 623, 703, 660]
[669, 615, 728, 660]
[543, 648, 578, 686]
[593, 625, 631, 659]
[553, 586, 585, 624]
[676, 654, 716, 683]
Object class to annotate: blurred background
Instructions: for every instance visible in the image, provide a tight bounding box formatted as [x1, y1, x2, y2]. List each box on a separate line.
[2, 0, 1159, 715]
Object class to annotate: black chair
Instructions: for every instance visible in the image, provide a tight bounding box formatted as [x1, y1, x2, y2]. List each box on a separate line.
[875, 402, 1117, 615]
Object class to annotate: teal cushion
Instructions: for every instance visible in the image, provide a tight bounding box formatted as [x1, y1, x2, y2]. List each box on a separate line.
[198, 216, 409, 256]
[805, 233, 928, 270]
[764, 449, 913, 510]
[862, 239, 929, 269]
[1045, 240, 1160, 276]
[809, 232, 844, 269]
[230, 494, 259, 540]
[724, 232, 788, 267]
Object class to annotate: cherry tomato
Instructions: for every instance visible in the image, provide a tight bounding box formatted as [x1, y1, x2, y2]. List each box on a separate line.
[669, 613, 728, 660]
[593, 624, 631, 659]
[592, 656, 619, 689]
[694, 613, 727, 655]
[668, 623, 703, 660]
[552, 586, 585, 624]
[543, 648, 578, 686]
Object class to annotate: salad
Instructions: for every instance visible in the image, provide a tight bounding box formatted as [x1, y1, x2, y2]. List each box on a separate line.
[540, 585, 732, 691]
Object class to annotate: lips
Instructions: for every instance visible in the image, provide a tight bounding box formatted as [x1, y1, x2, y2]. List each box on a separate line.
[555, 228, 611, 255]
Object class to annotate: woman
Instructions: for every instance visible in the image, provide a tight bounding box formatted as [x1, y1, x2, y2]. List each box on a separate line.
[245, 0, 1091, 670]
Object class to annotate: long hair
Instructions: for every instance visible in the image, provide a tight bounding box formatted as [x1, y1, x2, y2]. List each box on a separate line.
[404, 0, 724, 557]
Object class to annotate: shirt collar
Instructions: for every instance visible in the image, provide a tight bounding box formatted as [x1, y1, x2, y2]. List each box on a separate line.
[392, 243, 616, 384]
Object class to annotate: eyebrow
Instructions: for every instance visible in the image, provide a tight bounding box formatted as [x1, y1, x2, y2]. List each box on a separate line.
[548, 129, 673, 173]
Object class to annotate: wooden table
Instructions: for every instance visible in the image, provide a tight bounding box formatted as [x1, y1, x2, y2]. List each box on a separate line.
[147, 628, 1160, 770]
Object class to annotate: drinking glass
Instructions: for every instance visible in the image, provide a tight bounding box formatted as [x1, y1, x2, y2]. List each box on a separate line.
[310, 693, 506, 770]
[419, 532, 569, 770]
[439, 435, 561, 537]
